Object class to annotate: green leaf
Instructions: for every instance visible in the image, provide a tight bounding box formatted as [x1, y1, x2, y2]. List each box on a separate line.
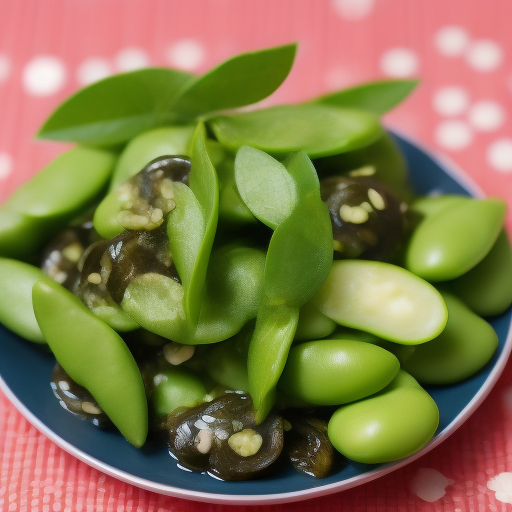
[209, 104, 383, 158]
[283, 150, 320, 198]
[172, 43, 297, 119]
[315, 79, 420, 115]
[38, 68, 194, 146]
[247, 301, 299, 423]
[183, 122, 219, 325]
[234, 146, 297, 229]
[264, 193, 333, 307]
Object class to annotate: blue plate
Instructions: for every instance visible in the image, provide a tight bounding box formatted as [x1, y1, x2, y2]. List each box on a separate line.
[1, 133, 511, 504]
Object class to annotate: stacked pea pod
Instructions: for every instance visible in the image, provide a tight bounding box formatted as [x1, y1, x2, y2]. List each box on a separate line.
[0, 43, 511, 480]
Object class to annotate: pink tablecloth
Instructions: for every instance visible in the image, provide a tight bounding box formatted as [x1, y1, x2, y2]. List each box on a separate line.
[1, 1, 512, 510]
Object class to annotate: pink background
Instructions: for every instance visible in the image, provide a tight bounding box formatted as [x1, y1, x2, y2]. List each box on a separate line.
[1, 0, 512, 510]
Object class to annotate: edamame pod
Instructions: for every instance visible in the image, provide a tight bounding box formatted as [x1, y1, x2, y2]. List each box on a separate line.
[32, 276, 148, 447]
[411, 194, 468, 218]
[0, 258, 46, 343]
[314, 260, 448, 344]
[405, 198, 506, 281]
[150, 367, 207, 418]
[328, 370, 439, 464]
[0, 147, 117, 258]
[449, 229, 512, 317]
[402, 291, 498, 384]
[294, 300, 337, 342]
[278, 339, 400, 405]
[109, 125, 196, 190]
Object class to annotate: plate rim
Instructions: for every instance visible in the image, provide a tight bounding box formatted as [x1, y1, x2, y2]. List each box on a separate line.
[1, 129, 511, 505]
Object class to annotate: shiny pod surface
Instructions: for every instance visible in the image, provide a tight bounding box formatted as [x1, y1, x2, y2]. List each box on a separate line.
[0, 258, 46, 343]
[402, 291, 498, 384]
[294, 300, 337, 342]
[449, 229, 512, 317]
[32, 276, 148, 447]
[278, 339, 399, 405]
[314, 260, 448, 344]
[328, 370, 439, 464]
[405, 198, 506, 281]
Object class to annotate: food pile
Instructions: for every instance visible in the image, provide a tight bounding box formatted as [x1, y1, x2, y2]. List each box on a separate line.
[0, 43, 511, 481]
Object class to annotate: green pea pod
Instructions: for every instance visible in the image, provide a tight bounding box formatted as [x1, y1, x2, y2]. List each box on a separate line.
[402, 291, 498, 384]
[150, 367, 207, 418]
[449, 229, 512, 317]
[294, 300, 336, 342]
[247, 301, 299, 423]
[121, 243, 265, 344]
[278, 339, 400, 405]
[314, 132, 412, 201]
[109, 125, 196, 190]
[0, 258, 46, 343]
[1, 147, 117, 258]
[405, 198, 506, 281]
[209, 104, 383, 159]
[32, 276, 148, 447]
[216, 156, 256, 225]
[314, 260, 448, 344]
[328, 370, 439, 464]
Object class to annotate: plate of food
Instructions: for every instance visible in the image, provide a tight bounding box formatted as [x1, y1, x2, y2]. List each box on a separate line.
[1, 43, 511, 505]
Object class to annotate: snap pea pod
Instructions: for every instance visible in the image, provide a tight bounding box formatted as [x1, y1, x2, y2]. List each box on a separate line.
[0, 258, 46, 343]
[238, 150, 333, 421]
[448, 229, 512, 317]
[405, 197, 506, 281]
[32, 276, 148, 447]
[168, 122, 219, 326]
[0, 147, 117, 259]
[328, 370, 439, 464]
[402, 291, 498, 384]
[121, 243, 265, 344]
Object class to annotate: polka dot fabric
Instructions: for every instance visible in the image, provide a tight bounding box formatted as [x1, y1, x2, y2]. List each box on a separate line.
[0, 0, 511, 510]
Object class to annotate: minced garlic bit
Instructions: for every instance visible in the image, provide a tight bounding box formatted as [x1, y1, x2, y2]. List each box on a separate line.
[228, 428, 263, 457]
[61, 242, 83, 263]
[348, 165, 376, 177]
[339, 204, 369, 224]
[163, 342, 195, 365]
[368, 188, 386, 210]
[195, 429, 213, 454]
[81, 401, 103, 415]
[87, 272, 102, 285]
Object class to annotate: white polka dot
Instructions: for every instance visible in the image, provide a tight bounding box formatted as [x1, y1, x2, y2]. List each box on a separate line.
[487, 139, 512, 173]
[432, 87, 470, 116]
[0, 54, 10, 82]
[76, 58, 112, 85]
[435, 26, 470, 57]
[380, 48, 418, 78]
[0, 152, 12, 179]
[468, 101, 505, 132]
[22, 56, 67, 96]
[435, 120, 473, 151]
[488, 473, 512, 504]
[115, 48, 150, 72]
[466, 40, 503, 72]
[410, 468, 454, 502]
[331, 0, 375, 20]
[167, 39, 205, 71]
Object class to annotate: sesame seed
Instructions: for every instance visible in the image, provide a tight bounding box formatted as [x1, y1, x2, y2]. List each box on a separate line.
[349, 165, 376, 177]
[150, 208, 164, 223]
[163, 342, 195, 365]
[195, 429, 213, 454]
[87, 272, 102, 285]
[61, 243, 83, 263]
[339, 204, 369, 224]
[81, 401, 103, 415]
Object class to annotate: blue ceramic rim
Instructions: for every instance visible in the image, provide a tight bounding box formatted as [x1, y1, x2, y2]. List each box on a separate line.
[1, 130, 510, 505]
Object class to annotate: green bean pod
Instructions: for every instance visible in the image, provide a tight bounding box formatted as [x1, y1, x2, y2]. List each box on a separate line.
[32, 276, 148, 447]
[328, 370, 439, 463]
[402, 291, 498, 384]
[405, 198, 506, 281]
[0, 258, 46, 343]
[0, 147, 117, 258]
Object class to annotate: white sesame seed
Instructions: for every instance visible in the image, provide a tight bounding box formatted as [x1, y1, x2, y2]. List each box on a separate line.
[348, 165, 376, 177]
[81, 401, 103, 415]
[163, 342, 195, 365]
[150, 208, 164, 223]
[87, 272, 102, 285]
[195, 429, 213, 454]
[339, 204, 369, 224]
[368, 188, 386, 210]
